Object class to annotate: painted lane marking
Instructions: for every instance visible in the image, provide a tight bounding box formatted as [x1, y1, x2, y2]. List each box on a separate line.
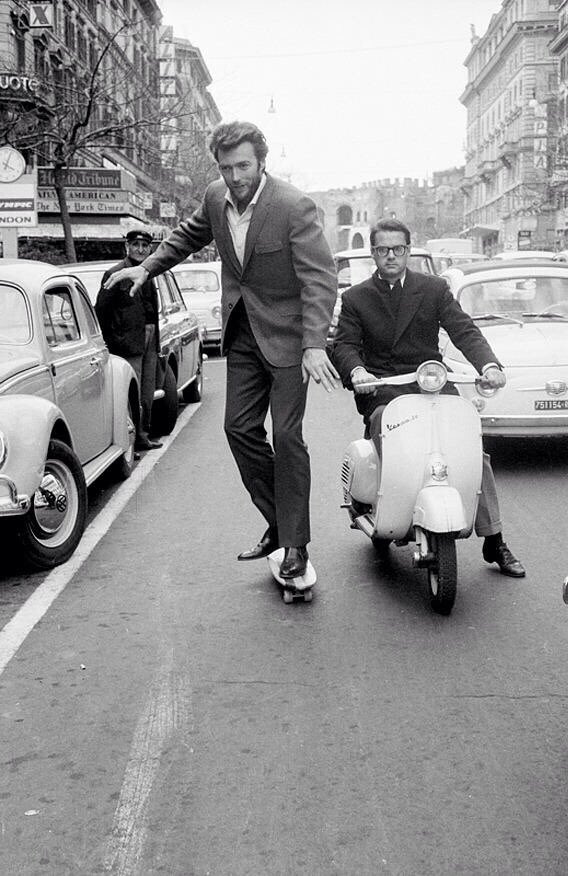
[103, 645, 192, 875]
[0, 402, 201, 676]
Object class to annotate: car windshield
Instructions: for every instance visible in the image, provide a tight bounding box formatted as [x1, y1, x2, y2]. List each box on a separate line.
[458, 275, 568, 319]
[173, 269, 219, 293]
[336, 253, 432, 288]
[0, 284, 32, 344]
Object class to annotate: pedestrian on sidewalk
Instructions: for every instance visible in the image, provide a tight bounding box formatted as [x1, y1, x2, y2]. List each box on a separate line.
[95, 229, 163, 451]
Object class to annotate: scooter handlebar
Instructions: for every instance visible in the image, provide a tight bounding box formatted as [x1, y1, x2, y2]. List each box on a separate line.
[358, 368, 494, 390]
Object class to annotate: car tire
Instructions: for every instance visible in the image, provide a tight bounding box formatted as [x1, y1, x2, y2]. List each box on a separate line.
[151, 362, 178, 436]
[183, 352, 203, 403]
[16, 439, 88, 570]
[114, 399, 137, 480]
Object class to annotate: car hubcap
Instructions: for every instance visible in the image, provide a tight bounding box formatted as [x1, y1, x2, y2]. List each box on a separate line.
[30, 459, 79, 546]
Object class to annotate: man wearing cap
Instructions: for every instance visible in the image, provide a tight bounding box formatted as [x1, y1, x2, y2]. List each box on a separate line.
[95, 230, 163, 451]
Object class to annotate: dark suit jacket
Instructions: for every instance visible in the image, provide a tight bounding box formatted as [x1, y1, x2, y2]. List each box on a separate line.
[332, 269, 502, 417]
[142, 174, 336, 367]
[96, 258, 160, 357]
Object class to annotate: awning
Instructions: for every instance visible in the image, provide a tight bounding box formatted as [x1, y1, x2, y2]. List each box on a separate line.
[469, 223, 500, 235]
[19, 219, 172, 240]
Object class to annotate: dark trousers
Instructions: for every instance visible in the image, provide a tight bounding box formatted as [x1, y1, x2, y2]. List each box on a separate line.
[224, 306, 310, 547]
[125, 324, 158, 440]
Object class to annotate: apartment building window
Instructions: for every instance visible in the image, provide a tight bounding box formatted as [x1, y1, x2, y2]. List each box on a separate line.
[64, 6, 76, 52]
[88, 35, 98, 70]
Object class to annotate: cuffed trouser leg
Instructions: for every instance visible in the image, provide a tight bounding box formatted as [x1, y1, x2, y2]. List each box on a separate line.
[474, 452, 502, 537]
[139, 325, 158, 438]
[224, 310, 311, 547]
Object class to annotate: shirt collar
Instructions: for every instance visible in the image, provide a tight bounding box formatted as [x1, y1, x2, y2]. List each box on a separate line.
[377, 270, 406, 288]
[224, 171, 267, 211]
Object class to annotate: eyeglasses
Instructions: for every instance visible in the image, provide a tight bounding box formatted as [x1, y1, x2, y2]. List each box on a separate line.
[372, 245, 408, 257]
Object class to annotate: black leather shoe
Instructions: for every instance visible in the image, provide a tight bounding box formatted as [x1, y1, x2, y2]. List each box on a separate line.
[135, 437, 163, 451]
[237, 528, 278, 561]
[483, 541, 526, 578]
[280, 546, 308, 579]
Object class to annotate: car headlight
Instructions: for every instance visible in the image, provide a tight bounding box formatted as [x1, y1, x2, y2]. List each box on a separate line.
[416, 360, 447, 393]
[0, 432, 6, 469]
[212, 305, 222, 321]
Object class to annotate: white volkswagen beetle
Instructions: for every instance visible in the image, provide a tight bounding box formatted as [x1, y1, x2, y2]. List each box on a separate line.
[441, 259, 568, 437]
[0, 260, 139, 569]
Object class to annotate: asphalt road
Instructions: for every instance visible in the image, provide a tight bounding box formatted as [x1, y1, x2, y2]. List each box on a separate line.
[1, 357, 568, 875]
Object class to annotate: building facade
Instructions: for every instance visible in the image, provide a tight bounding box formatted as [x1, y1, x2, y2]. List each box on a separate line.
[309, 173, 465, 254]
[0, 0, 220, 259]
[461, 0, 559, 254]
[157, 28, 221, 224]
[549, 0, 568, 247]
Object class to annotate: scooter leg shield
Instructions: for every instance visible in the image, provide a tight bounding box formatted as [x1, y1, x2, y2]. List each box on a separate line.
[413, 486, 470, 537]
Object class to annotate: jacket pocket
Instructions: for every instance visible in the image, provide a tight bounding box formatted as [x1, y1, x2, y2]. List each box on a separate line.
[255, 241, 283, 254]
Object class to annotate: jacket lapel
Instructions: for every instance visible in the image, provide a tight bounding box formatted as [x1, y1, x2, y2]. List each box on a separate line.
[393, 270, 425, 345]
[241, 175, 275, 274]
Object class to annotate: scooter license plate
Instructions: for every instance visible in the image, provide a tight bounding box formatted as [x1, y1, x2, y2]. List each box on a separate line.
[534, 399, 568, 410]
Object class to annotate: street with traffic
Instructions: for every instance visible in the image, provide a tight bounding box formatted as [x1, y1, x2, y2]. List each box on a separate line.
[1, 356, 567, 875]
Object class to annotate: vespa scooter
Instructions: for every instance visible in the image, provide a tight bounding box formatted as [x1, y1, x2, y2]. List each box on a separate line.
[341, 360, 496, 615]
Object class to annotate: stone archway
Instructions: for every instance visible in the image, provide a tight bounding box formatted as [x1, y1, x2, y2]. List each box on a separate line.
[351, 232, 364, 249]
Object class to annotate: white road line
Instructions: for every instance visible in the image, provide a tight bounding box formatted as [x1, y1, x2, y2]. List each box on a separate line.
[103, 645, 192, 875]
[0, 402, 202, 676]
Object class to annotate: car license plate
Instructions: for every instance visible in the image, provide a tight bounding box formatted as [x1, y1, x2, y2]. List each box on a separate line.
[534, 399, 568, 410]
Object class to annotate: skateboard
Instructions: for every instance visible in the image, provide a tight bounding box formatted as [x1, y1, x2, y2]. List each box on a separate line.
[267, 548, 317, 603]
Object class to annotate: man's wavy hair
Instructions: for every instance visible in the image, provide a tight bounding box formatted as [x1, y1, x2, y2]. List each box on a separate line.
[209, 121, 269, 164]
[369, 218, 411, 247]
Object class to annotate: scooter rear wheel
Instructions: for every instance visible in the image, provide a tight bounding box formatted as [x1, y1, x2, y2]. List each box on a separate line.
[427, 534, 457, 616]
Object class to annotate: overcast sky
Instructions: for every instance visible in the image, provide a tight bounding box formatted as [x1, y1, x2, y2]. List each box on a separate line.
[158, 0, 501, 191]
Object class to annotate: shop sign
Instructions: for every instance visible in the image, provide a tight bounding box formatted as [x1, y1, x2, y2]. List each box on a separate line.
[38, 187, 146, 218]
[38, 167, 122, 189]
[0, 74, 40, 99]
[518, 229, 532, 249]
[0, 176, 37, 227]
[30, 3, 54, 27]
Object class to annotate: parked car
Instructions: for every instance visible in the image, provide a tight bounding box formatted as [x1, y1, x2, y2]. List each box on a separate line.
[491, 250, 556, 261]
[0, 259, 139, 569]
[63, 261, 204, 435]
[430, 252, 490, 274]
[328, 246, 437, 340]
[171, 261, 222, 351]
[441, 259, 568, 438]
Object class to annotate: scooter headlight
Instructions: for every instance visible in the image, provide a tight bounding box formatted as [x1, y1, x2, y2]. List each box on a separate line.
[416, 360, 447, 393]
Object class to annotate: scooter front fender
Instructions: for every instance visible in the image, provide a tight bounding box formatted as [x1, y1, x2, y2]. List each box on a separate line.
[414, 485, 471, 537]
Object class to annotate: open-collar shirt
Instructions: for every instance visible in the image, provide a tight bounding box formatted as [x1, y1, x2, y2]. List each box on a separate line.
[224, 172, 267, 266]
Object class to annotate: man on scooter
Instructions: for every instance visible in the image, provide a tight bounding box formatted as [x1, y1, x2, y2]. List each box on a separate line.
[332, 218, 525, 578]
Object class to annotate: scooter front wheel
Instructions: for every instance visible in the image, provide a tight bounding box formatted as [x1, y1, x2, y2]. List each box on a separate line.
[427, 534, 457, 616]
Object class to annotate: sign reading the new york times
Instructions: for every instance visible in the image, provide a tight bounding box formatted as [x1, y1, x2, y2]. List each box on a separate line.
[0, 176, 37, 227]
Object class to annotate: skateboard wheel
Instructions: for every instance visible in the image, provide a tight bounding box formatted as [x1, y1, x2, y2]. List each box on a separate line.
[303, 589, 313, 602]
[283, 589, 293, 604]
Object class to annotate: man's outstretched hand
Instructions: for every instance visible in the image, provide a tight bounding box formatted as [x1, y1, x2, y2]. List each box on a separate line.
[302, 348, 340, 392]
[104, 265, 149, 296]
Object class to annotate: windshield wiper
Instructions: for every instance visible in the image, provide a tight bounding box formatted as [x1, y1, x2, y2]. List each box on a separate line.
[472, 313, 524, 326]
[521, 311, 568, 320]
